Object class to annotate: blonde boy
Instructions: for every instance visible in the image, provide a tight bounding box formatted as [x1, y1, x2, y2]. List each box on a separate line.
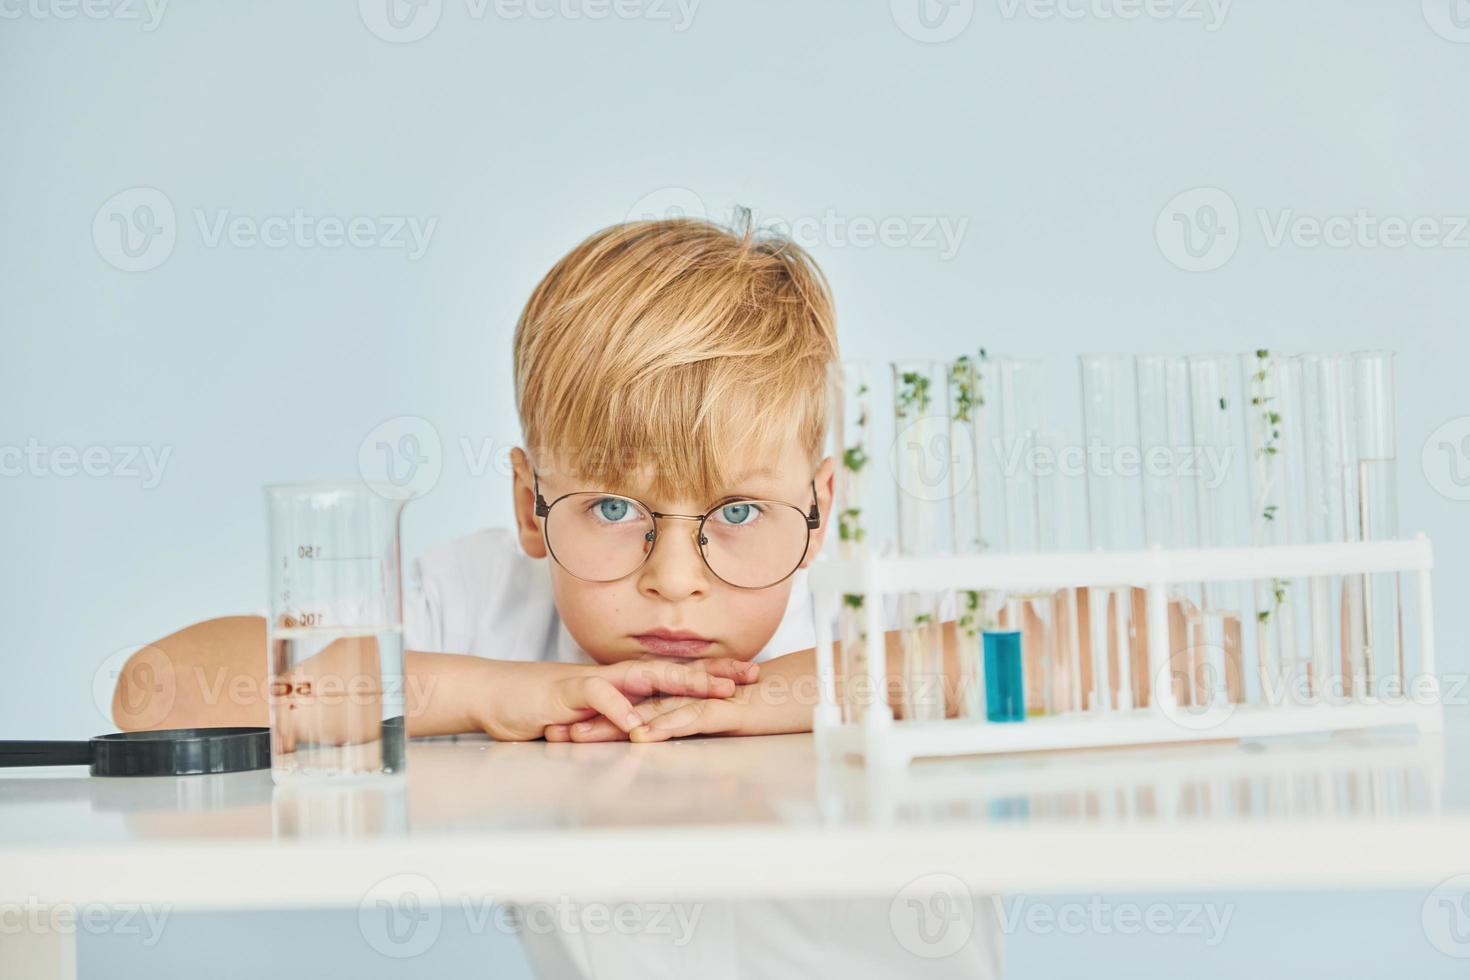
[115, 215, 996, 978]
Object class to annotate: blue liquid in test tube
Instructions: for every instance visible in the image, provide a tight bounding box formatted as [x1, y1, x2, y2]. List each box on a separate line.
[983, 630, 1026, 722]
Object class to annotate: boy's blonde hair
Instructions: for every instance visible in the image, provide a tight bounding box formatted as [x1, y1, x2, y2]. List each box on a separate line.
[514, 215, 839, 501]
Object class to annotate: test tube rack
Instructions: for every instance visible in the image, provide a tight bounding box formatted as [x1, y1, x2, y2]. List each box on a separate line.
[808, 536, 1440, 767]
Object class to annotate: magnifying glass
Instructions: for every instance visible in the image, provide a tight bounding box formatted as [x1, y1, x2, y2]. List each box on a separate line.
[0, 727, 270, 777]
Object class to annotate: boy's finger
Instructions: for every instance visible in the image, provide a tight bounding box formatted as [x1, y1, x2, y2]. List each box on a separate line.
[566, 717, 628, 742]
[616, 662, 736, 700]
[695, 659, 759, 685]
[568, 696, 695, 742]
[629, 700, 717, 742]
[571, 677, 643, 732]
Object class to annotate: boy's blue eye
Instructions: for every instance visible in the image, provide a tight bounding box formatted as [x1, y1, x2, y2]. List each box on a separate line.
[717, 502, 755, 525]
[596, 497, 633, 522]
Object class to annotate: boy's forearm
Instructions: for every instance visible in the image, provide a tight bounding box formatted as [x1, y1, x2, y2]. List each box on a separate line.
[112, 615, 493, 738]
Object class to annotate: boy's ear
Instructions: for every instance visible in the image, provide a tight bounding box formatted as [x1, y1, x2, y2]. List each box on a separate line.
[802, 454, 837, 567]
[510, 447, 548, 559]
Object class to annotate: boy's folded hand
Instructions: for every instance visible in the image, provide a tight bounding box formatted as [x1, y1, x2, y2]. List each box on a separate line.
[543, 678, 767, 744]
[471, 657, 758, 742]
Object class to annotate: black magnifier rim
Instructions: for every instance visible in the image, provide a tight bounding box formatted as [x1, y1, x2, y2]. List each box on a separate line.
[89, 726, 271, 777]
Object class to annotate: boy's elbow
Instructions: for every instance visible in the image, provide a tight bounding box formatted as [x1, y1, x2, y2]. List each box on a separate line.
[110, 616, 268, 731]
[111, 642, 179, 731]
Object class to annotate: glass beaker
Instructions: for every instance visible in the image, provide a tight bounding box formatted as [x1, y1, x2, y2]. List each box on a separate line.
[264, 483, 408, 784]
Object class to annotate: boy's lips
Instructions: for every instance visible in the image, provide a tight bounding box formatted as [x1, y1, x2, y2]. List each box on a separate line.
[633, 629, 712, 657]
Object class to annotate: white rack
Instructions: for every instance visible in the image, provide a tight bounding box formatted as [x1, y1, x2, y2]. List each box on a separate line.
[808, 536, 1441, 767]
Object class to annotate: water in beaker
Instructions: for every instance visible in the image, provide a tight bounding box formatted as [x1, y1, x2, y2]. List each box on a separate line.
[264, 483, 408, 784]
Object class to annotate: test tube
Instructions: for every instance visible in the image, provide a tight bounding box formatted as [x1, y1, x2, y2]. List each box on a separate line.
[1137, 354, 1199, 710]
[1348, 350, 1403, 696]
[892, 360, 950, 723]
[1079, 355, 1146, 713]
[986, 358, 1064, 717]
[1296, 353, 1359, 700]
[946, 353, 988, 721]
[1243, 350, 1310, 704]
[1185, 354, 1253, 708]
[832, 361, 875, 724]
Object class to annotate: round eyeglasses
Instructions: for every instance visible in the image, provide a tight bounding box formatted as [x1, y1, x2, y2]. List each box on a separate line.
[533, 473, 821, 590]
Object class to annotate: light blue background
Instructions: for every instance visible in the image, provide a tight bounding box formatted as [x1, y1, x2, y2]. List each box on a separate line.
[3, 1, 1469, 976]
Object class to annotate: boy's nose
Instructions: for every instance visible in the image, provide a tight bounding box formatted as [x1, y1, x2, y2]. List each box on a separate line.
[636, 523, 710, 601]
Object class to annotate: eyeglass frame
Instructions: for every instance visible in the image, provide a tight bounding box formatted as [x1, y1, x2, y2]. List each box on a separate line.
[532, 470, 822, 590]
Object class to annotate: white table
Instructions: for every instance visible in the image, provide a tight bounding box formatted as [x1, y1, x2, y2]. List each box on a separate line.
[2, 714, 1466, 978]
